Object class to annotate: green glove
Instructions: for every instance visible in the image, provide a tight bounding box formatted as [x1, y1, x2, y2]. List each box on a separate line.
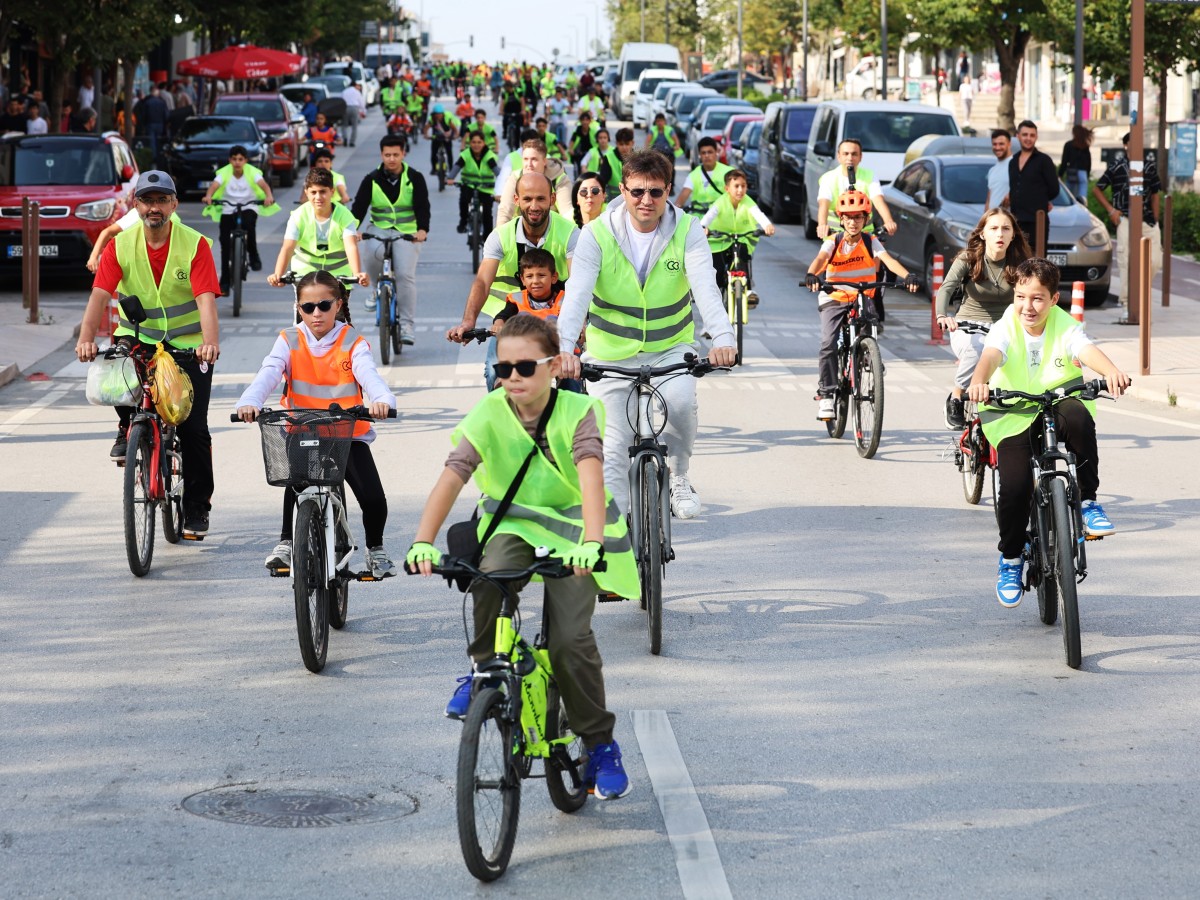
[563, 540, 603, 570]
[405, 542, 442, 568]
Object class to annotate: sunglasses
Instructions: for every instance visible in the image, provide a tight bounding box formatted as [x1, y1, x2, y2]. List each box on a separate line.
[625, 186, 667, 200]
[578, 186, 603, 197]
[492, 356, 554, 379]
[298, 299, 336, 314]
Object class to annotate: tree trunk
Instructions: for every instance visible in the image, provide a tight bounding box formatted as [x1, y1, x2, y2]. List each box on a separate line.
[122, 58, 136, 144]
[49, 47, 69, 134]
[992, 27, 1031, 134]
[1157, 71, 1168, 164]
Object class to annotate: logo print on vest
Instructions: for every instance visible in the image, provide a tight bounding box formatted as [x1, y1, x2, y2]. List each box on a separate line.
[664, 258, 680, 272]
[175, 269, 188, 280]
[340, 359, 353, 372]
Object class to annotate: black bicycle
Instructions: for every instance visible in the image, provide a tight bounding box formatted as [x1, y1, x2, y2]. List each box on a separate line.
[467, 190, 486, 274]
[815, 278, 887, 459]
[988, 379, 1120, 669]
[207, 200, 260, 318]
[361, 232, 417, 365]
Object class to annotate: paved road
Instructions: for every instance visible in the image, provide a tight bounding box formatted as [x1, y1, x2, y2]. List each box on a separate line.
[3, 105, 1200, 899]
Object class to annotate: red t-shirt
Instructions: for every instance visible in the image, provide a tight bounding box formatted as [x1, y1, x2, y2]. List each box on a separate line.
[93, 230, 220, 298]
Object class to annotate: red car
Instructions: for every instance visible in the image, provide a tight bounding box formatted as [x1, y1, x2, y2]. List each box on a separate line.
[719, 113, 764, 164]
[212, 93, 307, 186]
[0, 132, 138, 271]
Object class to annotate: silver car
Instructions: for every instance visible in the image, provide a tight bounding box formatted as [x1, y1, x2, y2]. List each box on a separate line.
[882, 155, 1112, 306]
[688, 105, 757, 165]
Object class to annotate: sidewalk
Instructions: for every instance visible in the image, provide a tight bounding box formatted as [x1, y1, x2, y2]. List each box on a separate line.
[0, 296, 81, 388]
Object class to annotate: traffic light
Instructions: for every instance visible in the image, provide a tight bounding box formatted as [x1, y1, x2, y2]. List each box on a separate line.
[501, 36, 506, 49]
[470, 35, 474, 47]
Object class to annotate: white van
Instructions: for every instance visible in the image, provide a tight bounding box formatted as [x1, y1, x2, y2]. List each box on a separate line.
[616, 42, 683, 119]
[632, 68, 685, 128]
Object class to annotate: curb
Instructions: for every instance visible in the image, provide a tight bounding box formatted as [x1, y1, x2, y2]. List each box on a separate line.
[1126, 383, 1197, 411]
[0, 363, 17, 389]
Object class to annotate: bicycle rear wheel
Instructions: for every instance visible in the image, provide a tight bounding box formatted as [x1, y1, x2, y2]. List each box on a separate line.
[231, 233, 244, 318]
[123, 422, 156, 576]
[377, 284, 392, 366]
[852, 337, 884, 459]
[640, 456, 664, 655]
[544, 683, 588, 813]
[329, 490, 350, 630]
[457, 687, 521, 882]
[730, 280, 744, 364]
[293, 500, 330, 673]
[437, 149, 447, 192]
[1051, 480, 1082, 669]
[961, 422, 986, 505]
[826, 346, 849, 438]
[470, 205, 482, 274]
[161, 430, 184, 543]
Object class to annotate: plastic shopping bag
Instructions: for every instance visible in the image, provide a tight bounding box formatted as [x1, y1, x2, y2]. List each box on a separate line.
[85, 352, 142, 407]
[151, 343, 194, 425]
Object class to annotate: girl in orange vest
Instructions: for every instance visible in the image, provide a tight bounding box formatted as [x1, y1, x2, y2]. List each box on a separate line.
[235, 270, 397, 577]
[306, 112, 340, 165]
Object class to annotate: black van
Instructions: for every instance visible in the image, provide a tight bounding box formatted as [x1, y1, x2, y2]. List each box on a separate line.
[757, 101, 817, 223]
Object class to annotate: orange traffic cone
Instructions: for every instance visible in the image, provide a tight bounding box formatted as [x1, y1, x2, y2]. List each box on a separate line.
[1070, 281, 1085, 325]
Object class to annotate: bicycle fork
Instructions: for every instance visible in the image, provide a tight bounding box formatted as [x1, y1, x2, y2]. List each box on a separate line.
[627, 441, 673, 566]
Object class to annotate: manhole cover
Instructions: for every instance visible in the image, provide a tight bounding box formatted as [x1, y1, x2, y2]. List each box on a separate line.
[182, 784, 417, 828]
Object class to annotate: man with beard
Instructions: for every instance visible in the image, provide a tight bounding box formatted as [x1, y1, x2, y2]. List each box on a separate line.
[74, 171, 220, 538]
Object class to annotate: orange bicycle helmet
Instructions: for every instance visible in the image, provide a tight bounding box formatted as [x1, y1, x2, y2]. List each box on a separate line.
[836, 189, 872, 216]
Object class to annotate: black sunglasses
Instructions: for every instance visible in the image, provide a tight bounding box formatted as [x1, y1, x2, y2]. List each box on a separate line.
[492, 356, 554, 379]
[578, 186, 603, 197]
[298, 299, 336, 314]
[625, 187, 666, 199]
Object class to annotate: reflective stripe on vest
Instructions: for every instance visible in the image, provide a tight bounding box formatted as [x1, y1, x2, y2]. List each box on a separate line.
[687, 163, 731, 213]
[585, 214, 694, 359]
[369, 168, 416, 233]
[113, 222, 204, 347]
[506, 289, 565, 319]
[484, 212, 576, 317]
[822, 234, 878, 305]
[458, 150, 498, 192]
[706, 193, 761, 253]
[979, 306, 1094, 446]
[282, 325, 369, 438]
[453, 388, 640, 600]
[291, 202, 357, 275]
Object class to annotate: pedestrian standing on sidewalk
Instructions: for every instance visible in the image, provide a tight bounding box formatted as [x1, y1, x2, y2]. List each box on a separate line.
[958, 75, 974, 127]
[1091, 132, 1162, 325]
[342, 81, 367, 148]
[1059, 125, 1093, 202]
[1006, 120, 1058, 251]
[984, 130, 1012, 208]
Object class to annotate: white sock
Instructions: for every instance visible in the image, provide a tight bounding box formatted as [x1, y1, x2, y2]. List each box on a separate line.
[1002, 556, 1022, 566]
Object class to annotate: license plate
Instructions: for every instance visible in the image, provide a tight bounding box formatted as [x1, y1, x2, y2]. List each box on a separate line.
[7, 244, 58, 258]
[197, 180, 211, 189]
[1047, 252, 1068, 266]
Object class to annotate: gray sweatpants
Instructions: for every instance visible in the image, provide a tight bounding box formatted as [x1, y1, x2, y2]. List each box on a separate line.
[361, 230, 421, 332]
[818, 302, 878, 396]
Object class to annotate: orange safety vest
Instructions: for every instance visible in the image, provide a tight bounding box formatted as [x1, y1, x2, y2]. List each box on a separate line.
[281, 325, 369, 438]
[505, 288, 565, 319]
[823, 233, 878, 305]
[308, 125, 337, 146]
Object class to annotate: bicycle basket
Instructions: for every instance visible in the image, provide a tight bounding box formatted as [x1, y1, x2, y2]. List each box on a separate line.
[85, 352, 142, 407]
[257, 409, 355, 487]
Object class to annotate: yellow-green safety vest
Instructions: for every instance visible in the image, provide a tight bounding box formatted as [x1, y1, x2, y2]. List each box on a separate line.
[368, 166, 417, 233]
[484, 211, 576, 317]
[464, 121, 497, 146]
[705, 193, 762, 253]
[453, 387, 639, 600]
[113, 221, 205, 348]
[290, 201, 358, 275]
[542, 130, 564, 158]
[648, 124, 683, 158]
[979, 306, 1094, 446]
[458, 149, 498, 192]
[202, 163, 280, 221]
[586, 213, 695, 359]
[686, 162, 732, 213]
[381, 85, 401, 110]
[821, 165, 879, 232]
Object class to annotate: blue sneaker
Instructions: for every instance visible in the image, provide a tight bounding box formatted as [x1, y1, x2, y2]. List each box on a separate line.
[1081, 500, 1115, 536]
[445, 674, 473, 720]
[585, 740, 631, 800]
[996, 556, 1024, 608]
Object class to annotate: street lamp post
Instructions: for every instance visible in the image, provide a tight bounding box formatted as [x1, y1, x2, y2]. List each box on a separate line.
[1073, 0, 1084, 127]
[641, 0, 646, 42]
[801, 0, 809, 100]
[737, 0, 743, 100]
[880, 0, 888, 101]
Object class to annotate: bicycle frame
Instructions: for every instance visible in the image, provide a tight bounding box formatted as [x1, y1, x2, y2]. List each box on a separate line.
[625, 385, 673, 571]
[1028, 403, 1089, 582]
[291, 484, 357, 589]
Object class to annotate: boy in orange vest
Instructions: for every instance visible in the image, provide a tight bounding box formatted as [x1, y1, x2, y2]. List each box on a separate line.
[804, 190, 919, 421]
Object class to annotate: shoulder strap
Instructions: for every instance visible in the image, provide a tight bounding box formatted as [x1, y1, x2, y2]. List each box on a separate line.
[700, 167, 724, 194]
[477, 389, 559, 548]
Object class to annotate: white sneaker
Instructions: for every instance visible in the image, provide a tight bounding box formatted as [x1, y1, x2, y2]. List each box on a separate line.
[364, 293, 377, 312]
[669, 475, 702, 519]
[817, 397, 835, 420]
[265, 540, 292, 571]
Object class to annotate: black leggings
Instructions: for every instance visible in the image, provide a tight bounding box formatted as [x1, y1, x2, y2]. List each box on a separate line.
[280, 441, 388, 546]
[994, 398, 1100, 558]
[711, 248, 753, 293]
[458, 186, 494, 231]
[219, 210, 259, 278]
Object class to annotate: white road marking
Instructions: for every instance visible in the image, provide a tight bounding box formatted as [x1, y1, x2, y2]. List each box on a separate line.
[0, 387, 71, 439]
[632, 710, 733, 900]
[1105, 404, 1200, 431]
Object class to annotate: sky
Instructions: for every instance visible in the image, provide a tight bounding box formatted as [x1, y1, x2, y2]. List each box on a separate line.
[414, 1, 611, 66]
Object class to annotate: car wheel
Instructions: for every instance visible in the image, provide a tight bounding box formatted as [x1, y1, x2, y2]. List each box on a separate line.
[1084, 289, 1109, 309]
[923, 243, 938, 295]
[801, 189, 818, 239]
[863, 87, 876, 101]
[280, 163, 295, 188]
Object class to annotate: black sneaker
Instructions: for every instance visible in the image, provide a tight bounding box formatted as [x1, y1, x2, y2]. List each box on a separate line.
[456, 222, 467, 233]
[110, 426, 128, 459]
[249, 257, 263, 272]
[183, 509, 209, 535]
[945, 394, 966, 430]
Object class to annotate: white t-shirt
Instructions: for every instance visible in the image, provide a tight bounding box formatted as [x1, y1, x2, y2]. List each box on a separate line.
[284, 211, 357, 242]
[987, 158, 1011, 206]
[26, 117, 48, 135]
[212, 170, 256, 214]
[817, 168, 883, 201]
[626, 219, 657, 280]
[984, 315, 1092, 375]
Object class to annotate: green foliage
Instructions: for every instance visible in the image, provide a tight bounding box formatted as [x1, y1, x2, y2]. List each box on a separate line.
[724, 86, 785, 111]
[1165, 190, 1200, 255]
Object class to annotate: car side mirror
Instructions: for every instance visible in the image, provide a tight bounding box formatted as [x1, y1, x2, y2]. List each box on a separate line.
[120, 294, 148, 325]
[120, 164, 135, 181]
[913, 189, 931, 207]
[813, 140, 833, 157]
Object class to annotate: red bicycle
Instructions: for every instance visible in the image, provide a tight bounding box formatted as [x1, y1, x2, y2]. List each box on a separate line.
[950, 323, 998, 513]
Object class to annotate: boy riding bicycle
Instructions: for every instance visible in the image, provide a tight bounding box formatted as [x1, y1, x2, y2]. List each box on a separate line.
[406, 315, 638, 800]
[967, 258, 1130, 607]
[805, 190, 918, 421]
[699, 168, 775, 308]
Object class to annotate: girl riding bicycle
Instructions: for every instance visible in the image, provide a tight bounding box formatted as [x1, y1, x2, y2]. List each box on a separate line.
[406, 315, 638, 801]
[236, 270, 397, 579]
[967, 258, 1130, 607]
[936, 207, 1032, 430]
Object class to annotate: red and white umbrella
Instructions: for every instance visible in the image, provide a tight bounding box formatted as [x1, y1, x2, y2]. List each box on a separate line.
[176, 45, 306, 80]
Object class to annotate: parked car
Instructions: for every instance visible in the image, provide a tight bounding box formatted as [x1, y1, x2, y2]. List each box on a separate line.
[616, 42, 683, 118]
[687, 104, 758, 165]
[322, 60, 380, 106]
[882, 155, 1112, 305]
[0, 132, 139, 271]
[650, 80, 691, 124]
[757, 101, 817, 223]
[729, 120, 763, 195]
[163, 116, 270, 196]
[802, 100, 959, 238]
[668, 88, 717, 136]
[212, 93, 306, 187]
[280, 82, 331, 110]
[632, 68, 685, 128]
[698, 69, 773, 95]
[718, 113, 763, 164]
[906, 134, 994, 165]
[681, 95, 754, 152]
[305, 74, 352, 98]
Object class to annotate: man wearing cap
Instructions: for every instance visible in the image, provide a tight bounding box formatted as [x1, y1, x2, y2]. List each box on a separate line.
[75, 171, 221, 538]
[1092, 132, 1163, 324]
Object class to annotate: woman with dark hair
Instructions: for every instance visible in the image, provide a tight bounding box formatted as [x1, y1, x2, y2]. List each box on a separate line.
[571, 171, 607, 227]
[1060, 124, 1093, 202]
[935, 206, 1033, 429]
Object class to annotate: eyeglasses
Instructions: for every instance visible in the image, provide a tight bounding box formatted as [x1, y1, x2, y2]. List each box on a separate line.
[578, 186, 603, 197]
[492, 356, 554, 379]
[298, 299, 335, 314]
[625, 186, 666, 200]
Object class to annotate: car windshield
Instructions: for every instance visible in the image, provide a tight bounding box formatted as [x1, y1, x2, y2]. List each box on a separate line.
[677, 95, 707, 114]
[213, 100, 282, 121]
[784, 109, 816, 143]
[728, 118, 759, 143]
[704, 110, 740, 130]
[1, 139, 116, 186]
[940, 162, 1075, 206]
[654, 83, 677, 101]
[326, 64, 364, 81]
[639, 76, 679, 94]
[176, 119, 259, 143]
[745, 123, 762, 146]
[843, 111, 957, 153]
[309, 76, 349, 91]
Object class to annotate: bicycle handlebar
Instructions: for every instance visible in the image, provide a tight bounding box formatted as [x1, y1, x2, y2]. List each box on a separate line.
[706, 228, 766, 240]
[229, 404, 398, 423]
[107, 341, 195, 362]
[360, 232, 418, 245]
[460, 327, 495, 343]
[815, 278, 891, 296]
[580, 352, 725, 382]
[988, 378, 1121, 408]
[404, 553, 606, 580]
[205, 200, 262, 210]
[278, 271, 359, 286]
[954, 321, 992, 335]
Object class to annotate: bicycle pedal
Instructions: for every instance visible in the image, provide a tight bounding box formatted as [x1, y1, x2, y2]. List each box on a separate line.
[1084, 533, 1105, 541]
[597, 592, 626, 603]
[181, 532, 205, 542]
[268, 566, 290, 577]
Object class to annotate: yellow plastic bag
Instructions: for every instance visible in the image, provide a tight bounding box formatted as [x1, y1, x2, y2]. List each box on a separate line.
[151, 343, 194, 425]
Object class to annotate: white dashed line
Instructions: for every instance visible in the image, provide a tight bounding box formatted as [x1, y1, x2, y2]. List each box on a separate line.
[0, 387, 71, 439]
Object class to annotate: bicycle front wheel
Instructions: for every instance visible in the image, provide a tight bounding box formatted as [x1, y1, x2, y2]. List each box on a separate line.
[329, 489, 350, 630]
[437, 152, 447, 192]
[457, 687, 521, 882]
[293, 500, 330, 673]
[161, 430, 183, 543]
[1051, 479, 1082, 669]
[231, 233, 244, 318]
[730, 280, 744, 364]
[377, 284, 392, 366]
[852, 337, 884, 459]
[544, 683, 588, 813]
[827, 345, 849, 439]
[470, 207, 482, 274]
[123, 422, 156, 576]
[1032, 498, 1058, 627]
[962, 423, 986, 505]
[640, 456, 664, 655]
